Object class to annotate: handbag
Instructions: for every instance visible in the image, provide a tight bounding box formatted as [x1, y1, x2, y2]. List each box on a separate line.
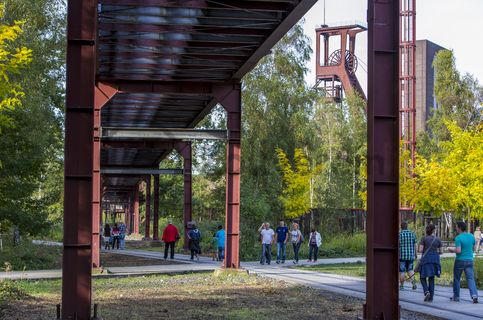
[415, 236, 436, 273]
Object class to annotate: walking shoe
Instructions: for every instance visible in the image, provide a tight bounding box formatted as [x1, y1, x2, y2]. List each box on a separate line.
[411, 279, 417, 290]
[260, 262, 264, 265]
[424, 292, 431, 302]
[281, 260, 285, 264]
[472, 296, 478, 304]
[276, 260, 280, 264]
[450, 297, 460, 302]
[307, 259, 312, 262]
[293, 260, 296, 264]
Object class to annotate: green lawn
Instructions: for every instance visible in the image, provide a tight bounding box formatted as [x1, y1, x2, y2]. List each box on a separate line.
[296, 257, 483, 289]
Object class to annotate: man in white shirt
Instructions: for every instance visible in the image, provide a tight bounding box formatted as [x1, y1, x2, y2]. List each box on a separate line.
[259, 222, 275, 265]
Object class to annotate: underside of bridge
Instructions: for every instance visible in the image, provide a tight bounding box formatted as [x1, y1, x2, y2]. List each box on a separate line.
[63, 0, 399, 319]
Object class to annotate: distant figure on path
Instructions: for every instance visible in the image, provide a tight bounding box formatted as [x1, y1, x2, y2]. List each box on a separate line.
[259, 222, 274, 265]
[418, 224, 442, 302]
[448, 221, 478, 304]
[307, 228, 322, 262]
[211, 233, 219, 261]
[275, 219, 289, 264]
[290, 222, 302, 264]
[188, 224, 201, 261]
[215, 225, 225, 261]
[118, 221, 126, 250]
[399, 221, 417, 290]
[162, 220, 180, 259]
[111, 223, 120, 250]
[103, 223, 111, 250]
[474, 227, 481, 254]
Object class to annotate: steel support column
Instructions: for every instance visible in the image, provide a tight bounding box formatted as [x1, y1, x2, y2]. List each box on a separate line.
[133, 187, 140, 234]
[153, 174, 160, 240]
[365, 0, 400, 319]
[175, 142, 192, 249]
[62, 0, 96, 318]
[215, 84, 241, 268]
[145, 177, 151, 239]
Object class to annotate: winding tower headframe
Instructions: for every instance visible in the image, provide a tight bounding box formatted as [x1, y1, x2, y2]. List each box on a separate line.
[315, 24, 366, 102]
[400, 0, 416, 210]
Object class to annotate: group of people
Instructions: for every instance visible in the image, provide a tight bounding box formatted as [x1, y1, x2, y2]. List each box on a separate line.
[102, 222, 126, 250]
[258, 220, 322, 265]
[399, 221, 479, 304]
[160, 220, 226, 262]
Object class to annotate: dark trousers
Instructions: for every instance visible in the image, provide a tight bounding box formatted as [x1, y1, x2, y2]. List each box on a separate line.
[309, 244, 319, 261]
[292, 242, 301, 262]
[420, 276, 435, 298]
[112, 236, 120, 250]
[164, 241, 175, 259]
[260, 244, 272, 264]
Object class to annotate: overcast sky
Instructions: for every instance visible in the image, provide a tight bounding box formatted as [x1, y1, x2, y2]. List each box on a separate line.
[302, 0, 483, 91]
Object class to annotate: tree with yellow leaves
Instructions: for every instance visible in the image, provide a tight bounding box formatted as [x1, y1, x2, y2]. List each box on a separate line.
[276, 148, 323, 219]
[0, 3, 32, 133]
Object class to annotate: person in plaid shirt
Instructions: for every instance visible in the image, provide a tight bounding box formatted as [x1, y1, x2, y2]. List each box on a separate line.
[399, 221, 418, 290]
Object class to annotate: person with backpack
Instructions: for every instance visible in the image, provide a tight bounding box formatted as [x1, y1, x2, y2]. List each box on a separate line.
[188, 224, 201, 261]
[417, 224, 442, 302]
[290, 222, 302, 264]
[307, 228, 322, 262]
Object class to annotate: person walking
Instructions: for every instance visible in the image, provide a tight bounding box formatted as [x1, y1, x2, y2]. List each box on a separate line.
[448, 221, 478, 303]
[399, 221, 418, 290]
[259, 223, 274, 265]
[161, 220, 180, 259]
[118, 221, 127, 250]
[111, 223, 120, 250]
[187, 224, 201, 261]
[103, 223, 111, 250]
[275, 220, 289, 264]
[418, 224, 442, 302]
[474, 226, 482, 254]
[290, 222, 302, 264]
[307, 228, 322, 262]
[215, 225, 225, 261]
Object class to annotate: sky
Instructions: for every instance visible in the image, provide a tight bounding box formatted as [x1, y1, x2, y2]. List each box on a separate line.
[301, 0, 483, 91]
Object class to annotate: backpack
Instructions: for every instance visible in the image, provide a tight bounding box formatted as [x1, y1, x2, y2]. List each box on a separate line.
[191, 229, 201, 241]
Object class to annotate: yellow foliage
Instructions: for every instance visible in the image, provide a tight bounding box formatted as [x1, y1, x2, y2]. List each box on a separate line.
[0, 3, 32, 129]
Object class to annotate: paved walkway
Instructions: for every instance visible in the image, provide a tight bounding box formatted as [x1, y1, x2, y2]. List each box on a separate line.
[2, 249, 482, 319]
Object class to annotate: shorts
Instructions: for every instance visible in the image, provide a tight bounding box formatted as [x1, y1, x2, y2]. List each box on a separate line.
[399, 260, 414, 273]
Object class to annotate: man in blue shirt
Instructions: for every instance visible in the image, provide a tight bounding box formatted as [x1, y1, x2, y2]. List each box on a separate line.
[448, 221, 478, 303]
[275, 220, 289, 264]
[215, 225, 225, 261]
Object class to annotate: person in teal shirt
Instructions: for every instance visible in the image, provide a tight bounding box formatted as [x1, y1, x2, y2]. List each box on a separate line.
[448, 221, 478, 303]
[215, 225, 225, 261]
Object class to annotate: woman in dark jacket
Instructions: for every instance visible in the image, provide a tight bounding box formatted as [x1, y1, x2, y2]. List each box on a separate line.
[103, 223, 111, 250]
[187, 225, 201, 261]
[418, 224, 442, 302]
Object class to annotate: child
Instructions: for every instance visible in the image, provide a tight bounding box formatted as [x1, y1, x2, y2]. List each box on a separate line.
[211, 233, 219, 261]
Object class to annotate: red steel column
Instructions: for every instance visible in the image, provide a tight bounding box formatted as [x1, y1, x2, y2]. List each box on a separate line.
[145, 177, 151, 239]
[62, 0, 96, 318]
[153, 175, 160, 240]
[133, 187, 140, 234]
[215, 84, 241, 268]
[365, 1, 400, 319]
[175, 142, 192, 249]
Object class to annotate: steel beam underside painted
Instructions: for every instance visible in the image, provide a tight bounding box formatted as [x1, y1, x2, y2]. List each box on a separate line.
[101, 168, 183, 175]
[365, 0, 400, 319]
[102, 128, 227, 140]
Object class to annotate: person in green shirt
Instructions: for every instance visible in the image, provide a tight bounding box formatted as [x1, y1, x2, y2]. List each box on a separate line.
[448, 221, 478, 303]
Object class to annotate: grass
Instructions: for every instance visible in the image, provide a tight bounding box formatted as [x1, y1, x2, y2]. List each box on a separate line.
[0, 240, 61, 271]
[2, 272, 366, 320]
[296, 257, 483, 289]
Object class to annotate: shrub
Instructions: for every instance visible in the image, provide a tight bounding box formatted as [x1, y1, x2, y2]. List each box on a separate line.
[0, 280, 28, 304]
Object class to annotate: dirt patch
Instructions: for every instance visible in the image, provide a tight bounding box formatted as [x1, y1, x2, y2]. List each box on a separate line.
[2, 273, 441, 320]
[100, 252, 182, 267]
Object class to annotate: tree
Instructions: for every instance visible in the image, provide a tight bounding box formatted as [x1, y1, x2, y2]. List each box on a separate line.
[276, 148, 319, 219]
[0, 3, 32, 134]
[0, 0, 65, 236]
